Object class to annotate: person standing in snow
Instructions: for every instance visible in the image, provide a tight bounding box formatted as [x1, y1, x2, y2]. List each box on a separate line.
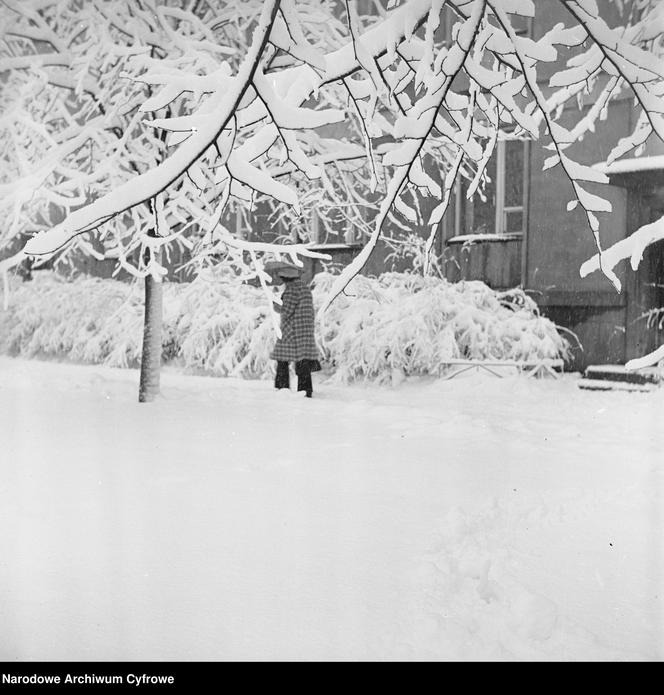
[269, 263, 321, 398]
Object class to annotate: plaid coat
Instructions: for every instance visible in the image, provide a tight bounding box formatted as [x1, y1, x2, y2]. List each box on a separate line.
[270, 279, 320, 362]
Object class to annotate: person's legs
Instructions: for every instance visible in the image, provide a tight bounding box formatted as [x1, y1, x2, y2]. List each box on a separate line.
[296, 360, 313, 398]
[275, 361, 290, 389]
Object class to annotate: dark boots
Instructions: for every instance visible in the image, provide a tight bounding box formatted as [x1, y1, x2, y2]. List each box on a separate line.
[274, 361, 312, 397]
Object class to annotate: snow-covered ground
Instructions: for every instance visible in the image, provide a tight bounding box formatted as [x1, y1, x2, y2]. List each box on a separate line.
[1, 356, 662, 661]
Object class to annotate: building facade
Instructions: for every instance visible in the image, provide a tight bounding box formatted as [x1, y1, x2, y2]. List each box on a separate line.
[358, 1, 664, 371]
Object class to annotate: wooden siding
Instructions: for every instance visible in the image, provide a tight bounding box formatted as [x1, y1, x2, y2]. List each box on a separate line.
[526, 98, 631, 296]
[443, 236, 522, 289]
[540, 305, 627, 372]
[530, 179, 664, 368]
[623, 187, 664, 363]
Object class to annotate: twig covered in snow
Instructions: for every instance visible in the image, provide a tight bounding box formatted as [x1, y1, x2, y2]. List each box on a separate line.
[580, 214, 664, 291]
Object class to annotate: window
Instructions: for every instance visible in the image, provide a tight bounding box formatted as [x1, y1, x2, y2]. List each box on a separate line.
[454, 139, 527, 237]
[309, 207, 361, 245]
[311, 209, 321, 243]
[235, 207, 250, 240]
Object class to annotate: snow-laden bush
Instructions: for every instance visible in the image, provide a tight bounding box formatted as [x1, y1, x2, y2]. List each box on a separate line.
[169, 272, 276, 378]
[316, 272, 568, 383]
[0, 273, 145, 368]
[0, 270, 568, 382]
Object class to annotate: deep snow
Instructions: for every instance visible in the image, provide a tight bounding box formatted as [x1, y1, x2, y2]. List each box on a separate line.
[0, 356, 662, 661]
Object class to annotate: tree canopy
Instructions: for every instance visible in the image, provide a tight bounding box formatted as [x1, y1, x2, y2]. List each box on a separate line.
[2, 0, 664, 363]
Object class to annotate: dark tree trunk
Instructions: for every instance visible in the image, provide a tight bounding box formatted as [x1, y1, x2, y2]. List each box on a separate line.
[138, 244, 163, 403]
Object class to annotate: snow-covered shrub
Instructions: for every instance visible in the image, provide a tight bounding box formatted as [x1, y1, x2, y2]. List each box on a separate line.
[0, 270, 568, 383]
[0, 270, 279, 378]
[0, 273, 145, 367]
[169, 272, 276, 378]
[315, 272, 568, 383]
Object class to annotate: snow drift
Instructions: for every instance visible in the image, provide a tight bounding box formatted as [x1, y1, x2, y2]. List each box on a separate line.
[0, 270, 568, 382]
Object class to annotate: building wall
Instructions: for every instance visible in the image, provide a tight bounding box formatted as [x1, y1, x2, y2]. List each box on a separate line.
[525, 96, 633, 368]
[526, 98, 631, 296]
[437, 0, 656, 369]
[444, 236, 522, 289]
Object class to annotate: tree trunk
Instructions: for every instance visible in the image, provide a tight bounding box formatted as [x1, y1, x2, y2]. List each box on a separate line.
[138, 262, 163, 403]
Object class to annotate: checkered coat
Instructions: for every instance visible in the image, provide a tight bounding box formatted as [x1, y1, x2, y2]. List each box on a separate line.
[270, 279, 320, 362]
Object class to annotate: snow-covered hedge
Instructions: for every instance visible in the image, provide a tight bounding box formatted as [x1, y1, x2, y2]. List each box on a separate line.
[0, 270, 568, 382]
[317, 272, 569, 382]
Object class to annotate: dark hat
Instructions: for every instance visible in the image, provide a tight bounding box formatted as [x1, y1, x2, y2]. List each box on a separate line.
[264, 261, 301, 279]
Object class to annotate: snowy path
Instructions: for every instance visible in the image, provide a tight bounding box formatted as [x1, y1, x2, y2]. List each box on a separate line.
[0, 357, 662, 661]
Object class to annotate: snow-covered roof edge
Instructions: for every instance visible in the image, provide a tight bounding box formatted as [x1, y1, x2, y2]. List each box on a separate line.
[593, 155, 664, 175]
[446, 233, 522, 244]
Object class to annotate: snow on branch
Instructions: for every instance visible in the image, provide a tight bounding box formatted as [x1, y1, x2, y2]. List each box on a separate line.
[319, 0, 487, 312]
[625, 344, 664, 371]
[7, 0, 437, 284]
[23, 0, 281, 257]
[580, 214, 664, 292]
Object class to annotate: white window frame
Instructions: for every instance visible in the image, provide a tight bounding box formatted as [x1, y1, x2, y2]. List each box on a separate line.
[311, 209, 321, 243]
[454, 139, 526, 237]
[235, 207, 250, 240]
[309, 208, 360, 245]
